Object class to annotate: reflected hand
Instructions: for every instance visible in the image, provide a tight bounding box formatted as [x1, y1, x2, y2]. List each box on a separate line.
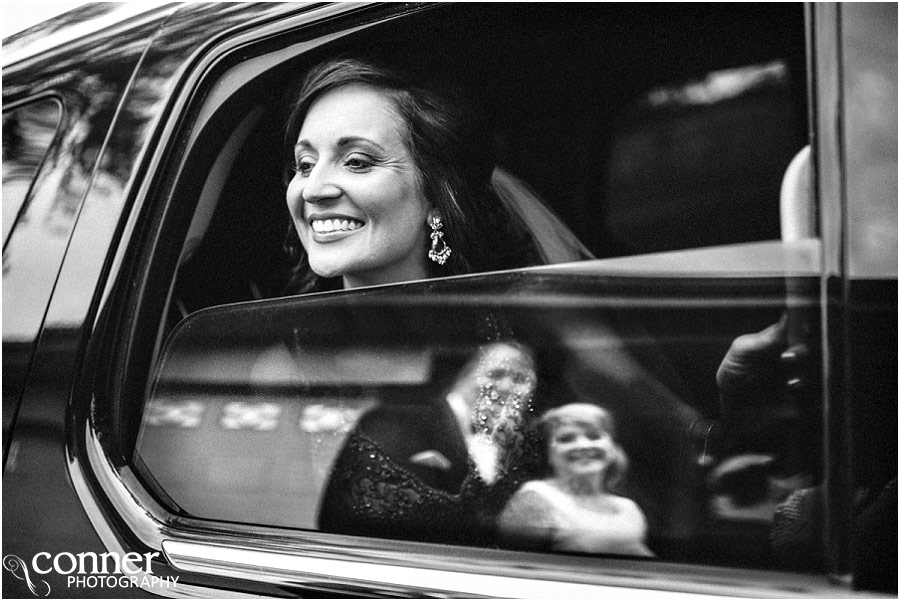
[470, 390, 533, 483]
[490, 393, 532, 448]
[716, 315, 805, 446]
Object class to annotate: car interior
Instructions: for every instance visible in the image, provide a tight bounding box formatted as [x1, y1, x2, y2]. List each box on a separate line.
[165, 3, 808, 321]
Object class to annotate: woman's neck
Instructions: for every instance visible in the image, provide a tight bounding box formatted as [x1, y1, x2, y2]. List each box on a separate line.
[553, 473, 606, 497]
[342, 257, 429, 289]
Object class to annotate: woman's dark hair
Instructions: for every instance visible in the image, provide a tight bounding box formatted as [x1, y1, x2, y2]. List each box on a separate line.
[283, 57, 541, 293]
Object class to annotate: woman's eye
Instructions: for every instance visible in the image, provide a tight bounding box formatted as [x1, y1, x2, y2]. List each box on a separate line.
[293, 159, 314, 175]
[556, 434, 576, 444]
[345, 154, 375, 170]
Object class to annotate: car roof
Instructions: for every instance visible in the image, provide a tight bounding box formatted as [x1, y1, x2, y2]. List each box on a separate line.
[2, 2, 178, 69]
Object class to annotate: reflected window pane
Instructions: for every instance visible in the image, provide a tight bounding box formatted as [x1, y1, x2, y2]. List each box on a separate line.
[2, 99, 62, 244]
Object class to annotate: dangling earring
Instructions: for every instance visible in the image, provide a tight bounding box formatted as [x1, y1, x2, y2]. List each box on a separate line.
[428, 216, 452, 265]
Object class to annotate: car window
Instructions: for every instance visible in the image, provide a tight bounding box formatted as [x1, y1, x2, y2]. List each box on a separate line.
[114, 0, 836, 586]
[153, 5, 807, 321]
[2, 98, 62, 244]
[137, 270, 822, 570]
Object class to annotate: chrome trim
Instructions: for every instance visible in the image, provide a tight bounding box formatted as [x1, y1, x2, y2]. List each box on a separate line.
[163, 540, 663, 599]
[70, 422, 242, 598]
[809, 2, 844, 278]
[808, 3, 854, 582]
[161, 538, 880, 599]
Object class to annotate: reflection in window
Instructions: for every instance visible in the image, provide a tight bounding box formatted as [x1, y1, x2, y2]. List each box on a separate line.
[2, 99, 62, 244]
[136, 278, 823, 573]
[645, 62, 789, 108]
[2, 99, 64, 406]
[144, 399, 205, 428]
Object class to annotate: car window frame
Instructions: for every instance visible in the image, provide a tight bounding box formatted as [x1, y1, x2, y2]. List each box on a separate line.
[68, 2, 872, 598]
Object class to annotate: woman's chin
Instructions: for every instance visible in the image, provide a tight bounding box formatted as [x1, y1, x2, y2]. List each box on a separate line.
[307, 259, 349, 280]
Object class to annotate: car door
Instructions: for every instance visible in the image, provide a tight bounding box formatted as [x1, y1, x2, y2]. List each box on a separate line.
[50, 2, 898, 598]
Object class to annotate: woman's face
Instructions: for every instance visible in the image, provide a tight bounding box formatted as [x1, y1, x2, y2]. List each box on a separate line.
[286, 84, 430, 288]
[548, 420, 617, 480]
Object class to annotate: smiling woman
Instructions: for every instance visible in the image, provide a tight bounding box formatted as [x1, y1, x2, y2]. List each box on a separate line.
[498, 403, 653, 556]
[287, 84, 431, 289]
[282, 57, 547, 293]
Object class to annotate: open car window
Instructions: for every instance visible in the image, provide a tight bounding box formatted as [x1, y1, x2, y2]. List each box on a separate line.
[106, 1, 848, 591]
[157, 4, 807, 321]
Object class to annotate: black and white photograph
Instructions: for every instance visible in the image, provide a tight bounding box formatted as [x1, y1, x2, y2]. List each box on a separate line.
[2, 2, 896, 598]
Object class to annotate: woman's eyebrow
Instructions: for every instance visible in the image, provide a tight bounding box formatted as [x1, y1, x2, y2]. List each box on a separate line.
[294, 136, 387, 152]
[336, 136, 386, 151]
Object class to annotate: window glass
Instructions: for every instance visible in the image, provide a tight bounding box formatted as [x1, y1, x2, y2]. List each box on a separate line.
[2, 99, 62, 244]
[138, 272, 822, 570]
[132, 1, 824, 578]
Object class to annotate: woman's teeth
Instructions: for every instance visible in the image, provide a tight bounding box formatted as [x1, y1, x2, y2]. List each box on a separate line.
[311, 218, 363, 233]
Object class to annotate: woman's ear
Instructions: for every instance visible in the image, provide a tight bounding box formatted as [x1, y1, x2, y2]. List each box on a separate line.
[427, 208, 442, 225]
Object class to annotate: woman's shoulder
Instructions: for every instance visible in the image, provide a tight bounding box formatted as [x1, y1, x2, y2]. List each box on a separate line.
[610, 493, 644, 512]
[516, 479, 557, 497]
[608, 494, 650, 528]
[500, 479, 559, 529]
[505, 479, 563, 509]
[509, 479, 575, 511]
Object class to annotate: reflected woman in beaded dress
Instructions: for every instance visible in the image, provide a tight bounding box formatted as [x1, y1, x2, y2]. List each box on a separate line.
[318, 341, 540, 543]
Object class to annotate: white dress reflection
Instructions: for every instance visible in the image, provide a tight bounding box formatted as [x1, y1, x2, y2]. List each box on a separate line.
[499, 403, 653, 556]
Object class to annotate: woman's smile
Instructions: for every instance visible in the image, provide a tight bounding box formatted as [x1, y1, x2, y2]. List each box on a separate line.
[565, 448, 606, 462]
[308, 213, 366, 239]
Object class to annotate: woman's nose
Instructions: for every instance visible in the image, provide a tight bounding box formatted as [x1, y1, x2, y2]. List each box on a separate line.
[575, 435, 602, 449]
[300, 164, 341, 204]
[570, 435, 590, 447]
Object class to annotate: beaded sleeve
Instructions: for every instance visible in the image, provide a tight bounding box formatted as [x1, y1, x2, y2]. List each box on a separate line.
[318, 430, 541, 546]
